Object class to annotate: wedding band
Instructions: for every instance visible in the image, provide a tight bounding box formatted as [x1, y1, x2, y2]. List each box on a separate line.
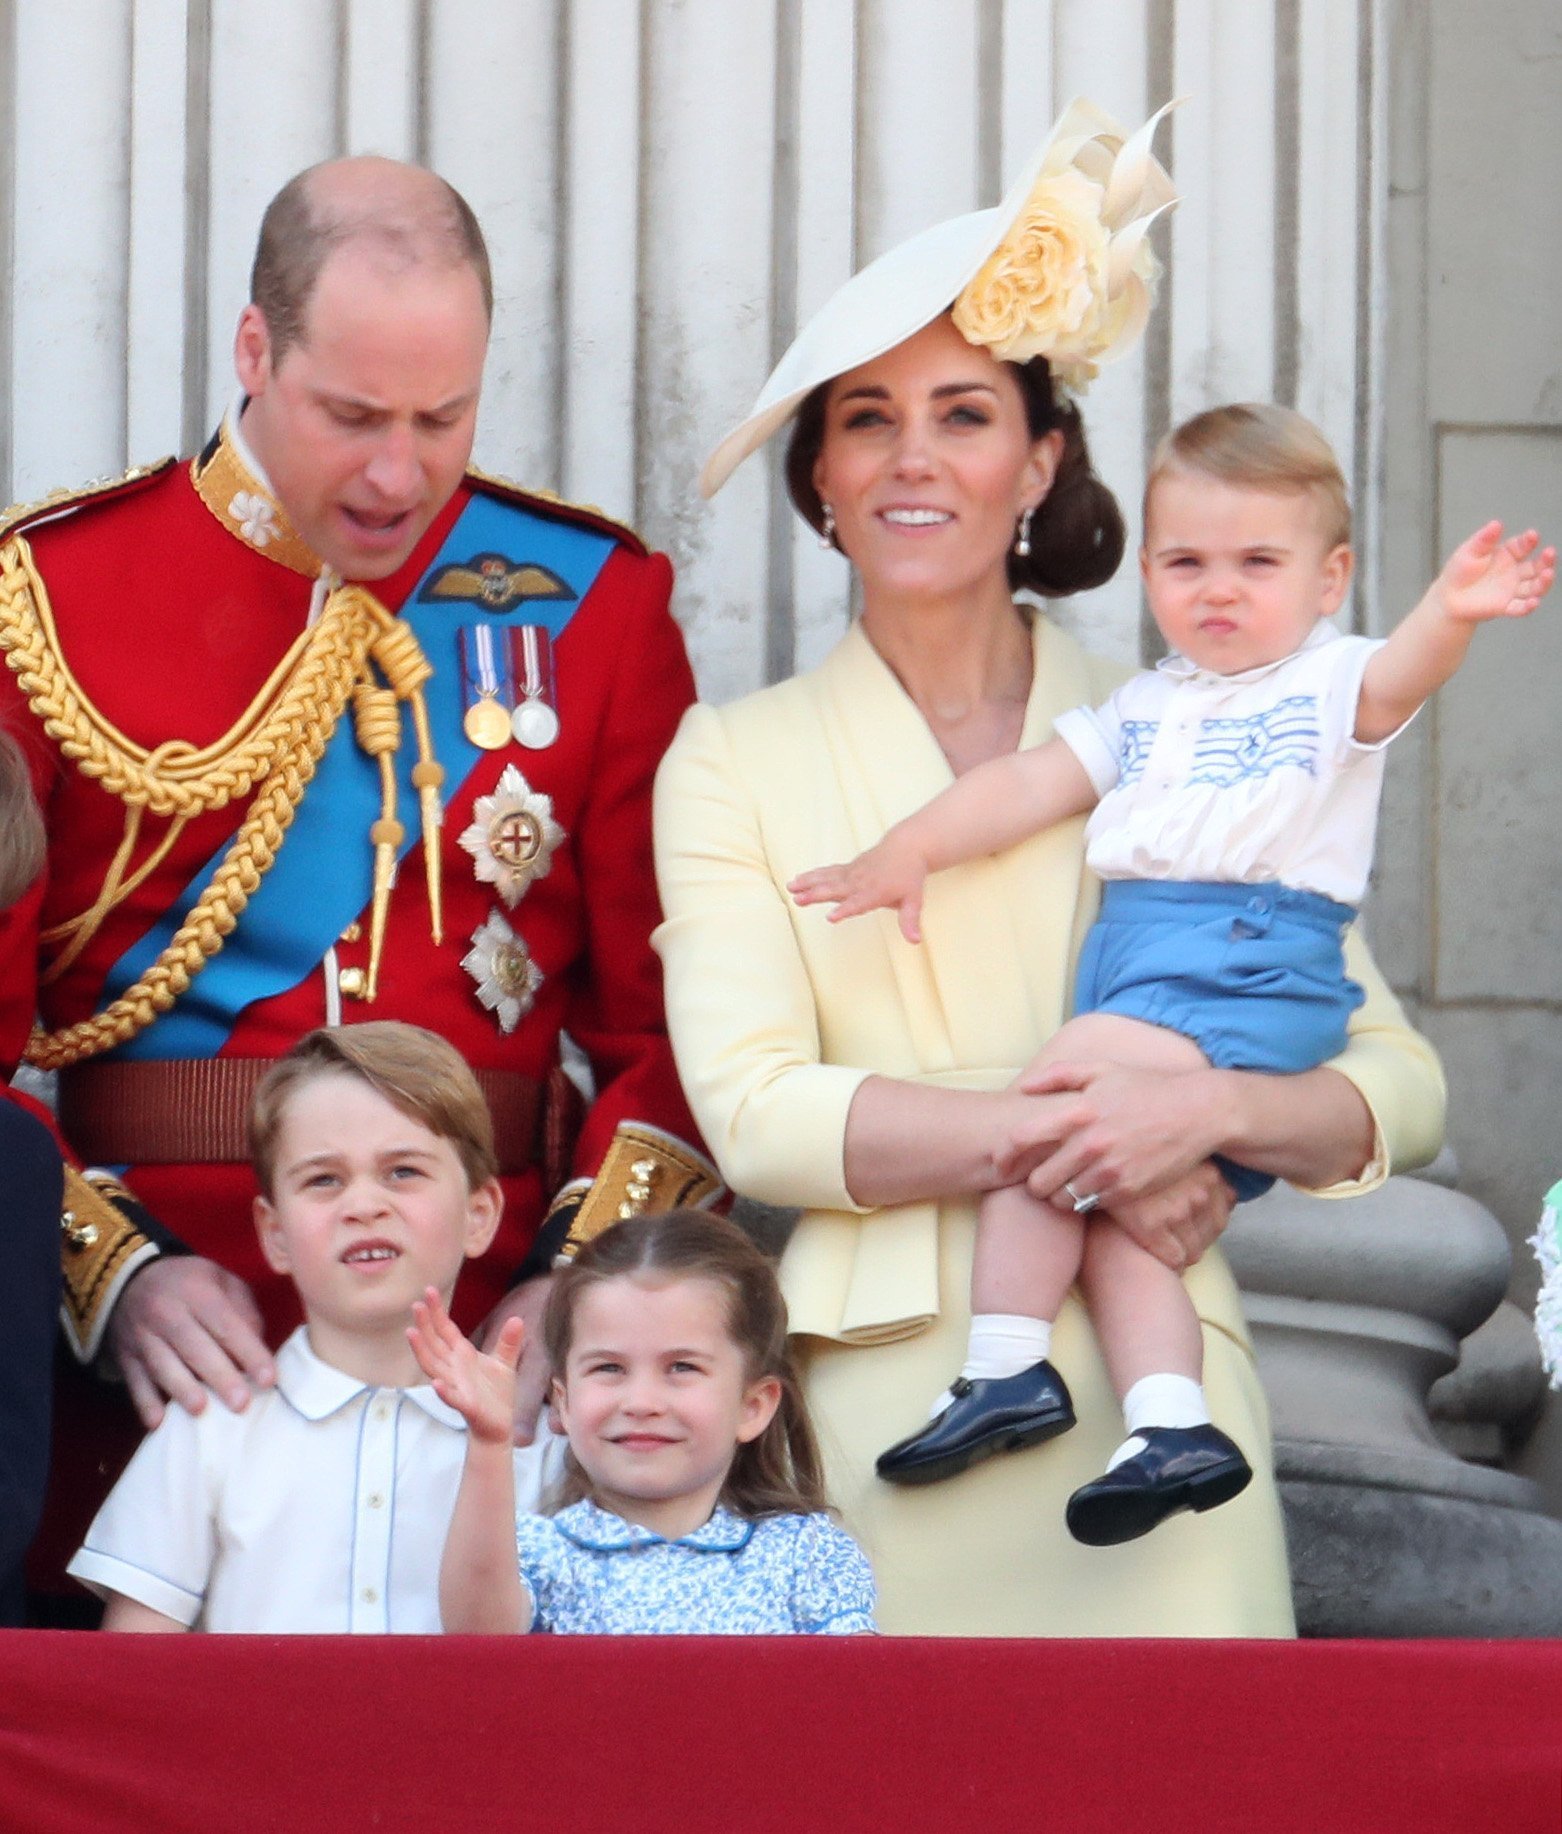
[1065, 1181, 1100, 1215]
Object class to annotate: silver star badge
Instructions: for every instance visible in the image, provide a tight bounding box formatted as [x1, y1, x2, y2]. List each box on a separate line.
[461, 911, 544, 1034]
[457, 763, 565, 908]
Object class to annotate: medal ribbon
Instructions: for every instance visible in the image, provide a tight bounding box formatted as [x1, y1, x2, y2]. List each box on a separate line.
[101, 490, 614, 1060]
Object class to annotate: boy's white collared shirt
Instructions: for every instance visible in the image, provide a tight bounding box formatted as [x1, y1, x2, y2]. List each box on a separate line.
[68, 1326, 566, 1633]
[1053, 624, 1409, 908]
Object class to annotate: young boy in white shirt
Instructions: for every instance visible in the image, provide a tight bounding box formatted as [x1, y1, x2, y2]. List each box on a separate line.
[69, 1022, 563, 1632]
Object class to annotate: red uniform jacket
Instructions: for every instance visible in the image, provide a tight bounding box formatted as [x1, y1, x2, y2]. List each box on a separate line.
[0, 425, 716, 1356]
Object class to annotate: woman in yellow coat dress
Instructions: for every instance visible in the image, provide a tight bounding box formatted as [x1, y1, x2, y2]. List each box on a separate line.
[654, 102, 1444, 1636]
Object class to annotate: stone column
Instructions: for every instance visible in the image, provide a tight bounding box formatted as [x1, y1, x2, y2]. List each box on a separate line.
[1225, 1172, 1562, 1636]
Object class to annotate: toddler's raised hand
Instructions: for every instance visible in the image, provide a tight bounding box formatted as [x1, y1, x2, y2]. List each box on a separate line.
[789, 837, 929, 943]
[1440, 521, 1555, 624]
[409, 1288, 522, 1447]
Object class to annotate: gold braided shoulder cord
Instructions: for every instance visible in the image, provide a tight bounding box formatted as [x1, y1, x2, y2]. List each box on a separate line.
[0, 532, 411, 1070]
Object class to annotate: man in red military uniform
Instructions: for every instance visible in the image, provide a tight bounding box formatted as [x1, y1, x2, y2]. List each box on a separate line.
[0, 158, 716, 1493]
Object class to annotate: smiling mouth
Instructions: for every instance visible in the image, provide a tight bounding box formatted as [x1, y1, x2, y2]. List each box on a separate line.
[880, 508, 953, 528]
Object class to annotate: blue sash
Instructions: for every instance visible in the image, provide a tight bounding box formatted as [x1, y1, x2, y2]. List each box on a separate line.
[104, 492, 614, 1060]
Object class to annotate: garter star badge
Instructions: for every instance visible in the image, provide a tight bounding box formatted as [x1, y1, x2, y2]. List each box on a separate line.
[457, 763, 565, 907]
[462, 911, 543, 1034]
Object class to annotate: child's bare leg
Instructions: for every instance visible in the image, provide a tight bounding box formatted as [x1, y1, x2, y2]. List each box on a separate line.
[1080, 1217, 1203, 1394]
[972, 1182, 1082, 1319]
[910, 1183, 1083, 1420]
[876, 1176, 1081, 1483]
[1065, 1217, 1252, 1543]
[956, 1008, 1206, 1413]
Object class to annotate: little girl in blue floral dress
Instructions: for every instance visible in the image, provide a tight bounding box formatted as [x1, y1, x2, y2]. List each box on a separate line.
[410, 1209, 875, 1634]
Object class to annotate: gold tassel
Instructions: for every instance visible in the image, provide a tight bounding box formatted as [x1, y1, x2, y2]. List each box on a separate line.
[370, 620, 445, 946]
[351, 685, 404, 1000]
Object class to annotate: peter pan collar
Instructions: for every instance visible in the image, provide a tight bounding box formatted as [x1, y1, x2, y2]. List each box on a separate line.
[189, 398, 327, 579]
[1155, 617, 1341, 686]
[553, 1499, 755, 1554]
[273, 1326, 466, 1429]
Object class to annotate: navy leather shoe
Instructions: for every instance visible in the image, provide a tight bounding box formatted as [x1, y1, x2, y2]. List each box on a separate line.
[1065, 1424, 1252, 1547]
[876, 1360, 1075, 1485]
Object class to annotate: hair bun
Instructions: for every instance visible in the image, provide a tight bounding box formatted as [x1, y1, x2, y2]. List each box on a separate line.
[1011, 394, 1126, 597]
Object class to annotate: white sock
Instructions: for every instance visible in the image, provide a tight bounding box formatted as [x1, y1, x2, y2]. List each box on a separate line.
[928, 1314, 1052, 1419]
[1106, 1374, 1211, 1470]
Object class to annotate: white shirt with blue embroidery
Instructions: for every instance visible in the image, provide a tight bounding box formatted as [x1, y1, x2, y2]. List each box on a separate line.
[1053, 624, 1404, 908]
[67, 1326, 567, 1633]
[513, 1499, 876, 1634]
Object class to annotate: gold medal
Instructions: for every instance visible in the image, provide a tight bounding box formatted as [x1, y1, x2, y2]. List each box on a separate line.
[460, 625, 515, 751]
[463, 694, 512, 750]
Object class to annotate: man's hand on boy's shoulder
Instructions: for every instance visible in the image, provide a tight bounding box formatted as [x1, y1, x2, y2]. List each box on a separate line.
[478, 1278, 556, 1446]
[109, 1256, 276, 1429]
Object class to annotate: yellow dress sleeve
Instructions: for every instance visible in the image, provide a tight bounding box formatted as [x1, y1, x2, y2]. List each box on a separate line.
[653, 701, 871, 1213]
[1308, 924, 1447, 1196]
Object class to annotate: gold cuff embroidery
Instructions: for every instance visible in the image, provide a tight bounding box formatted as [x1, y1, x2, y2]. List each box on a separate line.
[561, 1125, 723, 1260]
[60, 1167, 158, 1363]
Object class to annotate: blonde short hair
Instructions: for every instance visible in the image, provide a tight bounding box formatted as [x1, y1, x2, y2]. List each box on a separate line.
[1146, 403, 1351, 550]
[250, 1023, 497, 1197]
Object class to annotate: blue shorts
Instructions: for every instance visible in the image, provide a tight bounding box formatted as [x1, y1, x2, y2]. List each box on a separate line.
[1073, 879, 1364, 1202]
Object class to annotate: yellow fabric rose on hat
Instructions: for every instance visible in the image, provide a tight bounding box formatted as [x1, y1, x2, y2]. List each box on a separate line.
[954, 97, 1177, 392]
[953, 168, 1111, 379]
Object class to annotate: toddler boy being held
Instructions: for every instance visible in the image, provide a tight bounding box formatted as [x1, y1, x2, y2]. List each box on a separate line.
[69, 1022, 564, 1632]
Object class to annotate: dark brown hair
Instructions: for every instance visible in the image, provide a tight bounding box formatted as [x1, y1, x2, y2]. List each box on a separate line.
[0, 726, 45, 910]
[251, 164, 494, 366]
[543, 1210, 829, 1520]
[784, 345, 1125, 597]
[249, 1022, 498, 1197]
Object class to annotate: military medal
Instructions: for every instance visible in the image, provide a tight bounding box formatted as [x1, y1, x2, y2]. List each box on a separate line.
[462, 910, 544, 1034]
[510, 625, 560, 749]
[457, 762, 565, 907]
[460, 625, 514, 751]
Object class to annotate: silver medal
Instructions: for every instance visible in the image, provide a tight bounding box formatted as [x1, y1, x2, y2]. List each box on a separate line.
[512, 698, 560, 749]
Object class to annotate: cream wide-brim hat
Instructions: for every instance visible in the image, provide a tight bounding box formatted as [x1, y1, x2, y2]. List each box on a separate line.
[699, 96, 1178, 500]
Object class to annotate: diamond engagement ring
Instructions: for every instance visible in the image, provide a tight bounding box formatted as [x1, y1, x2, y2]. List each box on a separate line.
[1065, 1181, 1100, 1215]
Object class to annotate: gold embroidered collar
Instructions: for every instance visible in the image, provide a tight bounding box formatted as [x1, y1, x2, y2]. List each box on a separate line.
[190, 410, 323, 578]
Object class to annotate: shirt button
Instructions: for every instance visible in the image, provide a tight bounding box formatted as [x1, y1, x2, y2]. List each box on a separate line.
[361, 1587, 379, 1605]
[366, 1492, 385, 1510]
[373, 1403, 391, 1423]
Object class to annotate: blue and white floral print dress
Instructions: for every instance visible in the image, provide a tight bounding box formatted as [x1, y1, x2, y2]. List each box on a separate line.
[513, 1500, 876, 1634]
